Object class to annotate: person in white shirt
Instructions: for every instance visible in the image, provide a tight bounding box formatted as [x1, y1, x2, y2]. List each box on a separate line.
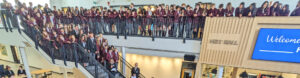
[131, 74, 137, 78]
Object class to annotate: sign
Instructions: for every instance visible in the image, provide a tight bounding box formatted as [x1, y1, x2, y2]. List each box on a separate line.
[0, 44, 7, 56]
[252, 28, 300, 63]
[207, 33, 240, 51]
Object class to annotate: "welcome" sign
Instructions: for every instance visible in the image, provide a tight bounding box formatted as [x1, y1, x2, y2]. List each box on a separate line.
[252, 28, 300, 63]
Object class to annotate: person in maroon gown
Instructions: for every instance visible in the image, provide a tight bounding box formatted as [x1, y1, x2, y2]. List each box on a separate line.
[291, 1, 300, 16]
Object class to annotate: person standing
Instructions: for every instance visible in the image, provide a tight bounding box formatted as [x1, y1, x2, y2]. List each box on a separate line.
[125, 8, 133, 35]
[86, 32, 97, 65]
[112, 49, 119, 69]
[131, 63, 140, 78]
[106, 47, 114, 69]
[291, 1, 300, 16]
[235, 2, 245, 17]
[207, 4, 217, 17]
[132, 9, 138, 35]
[225, 2, 234, 17]
[5, 66, 14, 78]
[244, 3, 257, 17]
[145, 7, 152, 36]
[279, 4, 290, 16]
[216, 4, 225, 17]
[173, 6, 181, 37]
[1, 1, 13, 32]
[256, 1, 270, 16]
[17, 66, 26, 76]
[185, 6, 193, 38]
[269, 1, 280, 16]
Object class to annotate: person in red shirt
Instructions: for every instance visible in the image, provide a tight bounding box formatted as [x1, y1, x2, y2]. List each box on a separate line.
[225, 3, 234, 17]
[112, 49, 119, 69]
[101, 45, 109, 66]
[179, 7, 186, 38]
[216, 4, 225, 17]
[207, 4, 217, 17]
[125, 8, 133, 35]
[185, 6, 194, 38]
[164, 5, 172, 37]
[279, 4, 290, 16]
[118, 6, 126, 34]
[145, 6, 152, 36]
[290, 1, 300, 16]
[173, 6, 181, 37]
[106, 47, 114, 69]
[132, 9, 138, 35]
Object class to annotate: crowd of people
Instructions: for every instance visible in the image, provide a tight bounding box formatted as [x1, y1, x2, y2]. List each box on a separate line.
[0, 65, 26, 78]
[1, 0, 299, 39]
[1, 0, 300, 77]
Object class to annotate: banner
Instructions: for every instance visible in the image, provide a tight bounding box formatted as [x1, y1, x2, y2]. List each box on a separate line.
[252, 28, 300, 63]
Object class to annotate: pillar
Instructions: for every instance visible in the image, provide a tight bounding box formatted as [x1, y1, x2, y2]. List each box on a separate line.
[232, 67, 238, 78]
[122, 46, 126, 75]
[19, 47, 32, 78]
[216, 66, 224, 78]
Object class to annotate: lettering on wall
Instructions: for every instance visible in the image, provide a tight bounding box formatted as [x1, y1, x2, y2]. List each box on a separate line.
[209, 39, 239, 45]
[207, 33, 241, 51]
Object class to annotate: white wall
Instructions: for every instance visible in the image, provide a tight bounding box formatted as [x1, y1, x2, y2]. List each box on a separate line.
[103, 35, 201, 54]
[50, 0, 298, 12]
[125, 53, 183, 78]
[50, 0, 98, 9]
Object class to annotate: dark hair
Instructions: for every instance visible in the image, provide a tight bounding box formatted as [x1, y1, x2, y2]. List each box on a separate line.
[250, 3, 256, 9]
[219, 4, 224, 8]
[240, 2, 245, 6]
[108, 47, 112, 50]
[284, 4, 289, 11]
[261, 1, 269, 7]
[110, 45, 114, 49]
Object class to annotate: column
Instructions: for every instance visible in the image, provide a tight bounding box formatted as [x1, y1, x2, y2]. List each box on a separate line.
[122, 46, 126, 75]
[19, 47, 32, 78]
[195, 63, 202, 78]
[216, 66, 224, 78]
[232, 67, 238, 78]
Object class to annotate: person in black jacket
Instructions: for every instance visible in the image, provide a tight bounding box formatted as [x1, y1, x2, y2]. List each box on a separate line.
[235, 2, 245, 17]
[5, 66, 14, 78]
[86, 32, 97, 65]
[0, 65, 3, 78]
[244, 3, 257, 17]
[17, 66, 25, 76]
[131, 63, 140, 78]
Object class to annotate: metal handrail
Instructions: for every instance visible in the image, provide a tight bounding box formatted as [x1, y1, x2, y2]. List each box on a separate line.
[118, 54, 146, 78]
[76, 43, 125, 78]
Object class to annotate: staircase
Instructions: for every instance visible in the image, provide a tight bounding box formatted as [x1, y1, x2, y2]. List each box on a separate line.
[0, 10, 138, 78]
[20, 28, 124, 78]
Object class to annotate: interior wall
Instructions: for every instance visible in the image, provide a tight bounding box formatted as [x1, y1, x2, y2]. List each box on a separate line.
[104, 35, 201, 54]
[24, 47, 61, 72]
[125, 53, 183, 78]
[198, 16, 300, 76]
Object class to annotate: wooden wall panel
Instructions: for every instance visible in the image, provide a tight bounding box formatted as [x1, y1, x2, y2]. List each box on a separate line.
[199, 16, 300, 74]
[199, 17, 255, 66]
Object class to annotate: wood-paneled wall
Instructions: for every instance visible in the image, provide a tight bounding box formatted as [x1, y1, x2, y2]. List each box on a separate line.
[198, 16, 300, 74]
